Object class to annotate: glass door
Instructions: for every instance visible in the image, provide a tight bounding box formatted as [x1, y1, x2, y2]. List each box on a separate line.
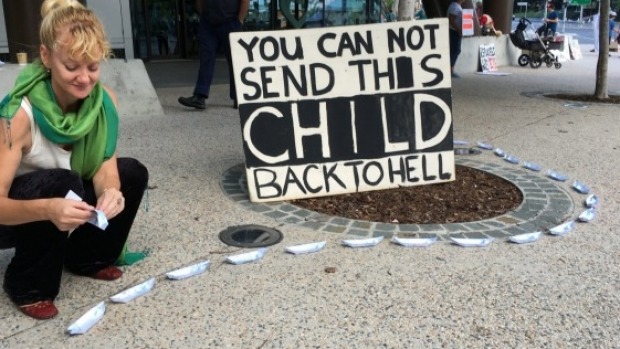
[245, 0, 275, 31]
[181, 0, 200, 57]
[131, 0, 183, 60]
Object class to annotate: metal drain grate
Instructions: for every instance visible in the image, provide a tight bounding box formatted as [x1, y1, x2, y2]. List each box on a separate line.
[219, 224, 283, 248]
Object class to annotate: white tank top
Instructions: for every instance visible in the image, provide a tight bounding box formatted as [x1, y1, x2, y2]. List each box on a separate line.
[16, 98, 72, 176]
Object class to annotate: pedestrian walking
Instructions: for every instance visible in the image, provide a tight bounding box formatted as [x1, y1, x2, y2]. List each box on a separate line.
[178, 0, 249, 110]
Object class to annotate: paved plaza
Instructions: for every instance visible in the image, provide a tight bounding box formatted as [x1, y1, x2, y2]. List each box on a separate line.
[0, 46, 619, 348]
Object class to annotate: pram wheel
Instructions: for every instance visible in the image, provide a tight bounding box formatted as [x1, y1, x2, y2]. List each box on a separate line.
[554, 63, 562, 69]
[518, 54, 530, 66]
[529, 56, 542, 69]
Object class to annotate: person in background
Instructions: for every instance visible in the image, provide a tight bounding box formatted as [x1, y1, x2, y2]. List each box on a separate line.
[480, 14, 502, 36]
[609, 11, 618, 44]
[0, 0, 148, 320]
[414, 1, 427, 19]
[537, 2, 559, 37]
[475, 1, 483, 23]
[178, 0, 250, 110]
[590, 11, 600, 53]
[447, 0, 465, 78]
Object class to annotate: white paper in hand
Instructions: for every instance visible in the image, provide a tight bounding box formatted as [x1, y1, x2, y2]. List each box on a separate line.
[65, 190, 108, 232]
[66, 301, 106, 336]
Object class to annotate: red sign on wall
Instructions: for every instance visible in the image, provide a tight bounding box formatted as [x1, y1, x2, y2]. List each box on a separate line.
[462, 9, 474, 36]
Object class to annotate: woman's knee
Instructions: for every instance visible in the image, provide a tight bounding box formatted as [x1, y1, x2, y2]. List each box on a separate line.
[10, 169, 84, 199]
[118, 158, 149, 190]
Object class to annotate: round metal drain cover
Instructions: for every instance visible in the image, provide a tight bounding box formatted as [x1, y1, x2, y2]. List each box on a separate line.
[454, 147, 481, 155]
[219, 224, 283, 248]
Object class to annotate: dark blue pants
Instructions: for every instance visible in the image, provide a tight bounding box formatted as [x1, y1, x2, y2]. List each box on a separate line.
[193, 19, 242, 101]
[1, 158, 148, 305]
[449, 29, 462, 68]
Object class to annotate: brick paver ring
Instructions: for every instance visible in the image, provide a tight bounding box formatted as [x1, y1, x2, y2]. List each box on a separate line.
[221, 157, 575, 240]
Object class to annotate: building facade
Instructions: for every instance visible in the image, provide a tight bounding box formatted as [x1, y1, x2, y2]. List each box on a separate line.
[1, 0, 382, 62]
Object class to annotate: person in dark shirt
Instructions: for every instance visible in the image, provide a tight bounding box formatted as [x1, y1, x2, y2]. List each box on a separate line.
[537, 3, 559, 37]
[178, 0, 250, 110]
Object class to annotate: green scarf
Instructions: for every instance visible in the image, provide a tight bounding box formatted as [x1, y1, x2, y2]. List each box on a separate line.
[0, 60, 118, 179]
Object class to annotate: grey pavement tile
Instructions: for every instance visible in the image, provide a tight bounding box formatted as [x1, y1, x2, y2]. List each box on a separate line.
[397, 224, 420, 232]
[484, 230, 511, 238]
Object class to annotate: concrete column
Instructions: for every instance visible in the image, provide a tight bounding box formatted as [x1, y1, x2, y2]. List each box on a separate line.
[484, 0, 514, 34]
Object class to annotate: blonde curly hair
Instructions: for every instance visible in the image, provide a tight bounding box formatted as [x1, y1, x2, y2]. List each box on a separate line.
[40, 0, 111, 61]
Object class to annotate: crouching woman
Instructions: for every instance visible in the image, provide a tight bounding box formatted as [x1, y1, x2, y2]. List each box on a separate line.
[0, 0, 148, 320]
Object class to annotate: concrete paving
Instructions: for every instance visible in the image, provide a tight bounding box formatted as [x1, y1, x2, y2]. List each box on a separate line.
[1, 46, 620, 348]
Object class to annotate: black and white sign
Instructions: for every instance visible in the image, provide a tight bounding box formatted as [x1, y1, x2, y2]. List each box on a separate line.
[479, 43, 497, 72]
[231, 19, 455, 202]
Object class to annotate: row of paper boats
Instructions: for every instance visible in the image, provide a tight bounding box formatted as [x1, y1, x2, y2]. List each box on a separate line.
[455, 140, 592, 193]
[68, 204, 597, 335]
[69, 189, 600, 335]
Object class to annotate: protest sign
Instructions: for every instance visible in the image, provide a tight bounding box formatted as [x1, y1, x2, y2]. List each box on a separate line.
[462, 9, 474, 36]
[230, 19, 455, 202]
[479, 43, 497, 72]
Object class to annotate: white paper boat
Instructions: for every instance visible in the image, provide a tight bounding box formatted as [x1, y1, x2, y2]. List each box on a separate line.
[225, 248, 267, 265]
[577, 208, 596, 223]
[110, 278, 156, 303]
[508, 231, 542, 244]
[166, 260, 210, 280]
[450, 237, 493, 247]
[453, 139, 469, 146]
[285, 241, 326, 255]
[522, 161, 542, 172]
[547, 169, 568, 182]
[476, 141, 493, 150]
[391, 236, 438, 247]
[493, 148, 506, 157]
[572, 180, 590, 194]
[66, 301, 105, 336]
[504, 155, 520, 164]
[548, 221, 575, 236]
[341, 236, 384, 248]
[585, 194, 599, 208]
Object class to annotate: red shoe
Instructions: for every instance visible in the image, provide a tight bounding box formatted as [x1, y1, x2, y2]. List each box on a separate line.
[19, 300, 58, 320]
[92, 266, 123, 281]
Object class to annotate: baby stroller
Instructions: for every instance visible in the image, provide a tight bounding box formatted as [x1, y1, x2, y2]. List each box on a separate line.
[509, 18, 562, 69]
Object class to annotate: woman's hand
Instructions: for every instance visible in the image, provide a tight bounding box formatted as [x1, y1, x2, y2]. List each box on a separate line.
[48, 198, 95, 232]
[97, 187, 125, 220]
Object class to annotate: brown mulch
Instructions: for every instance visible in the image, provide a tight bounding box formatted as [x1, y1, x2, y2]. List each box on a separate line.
[291, 165, 523, 224]
[546, 93, 620, 104]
